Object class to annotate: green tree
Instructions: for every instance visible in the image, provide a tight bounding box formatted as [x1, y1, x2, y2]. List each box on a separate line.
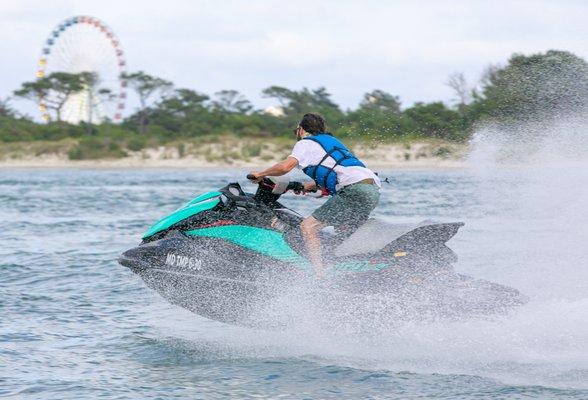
[121, 71, 173, 133]
[446, 72, 472, 106]
[474, 50, 588, 122]
[0, 97, 15, 118]
[260, 86, 295, 109]
[404, 102, 464, 140]
[341, 90, 404, 140]
[14, 72, 87, 122]
[159, 89, 209, 117]
[359, 90, 401, 113]
[261, 86, 343, 130]
[211, 90, 253, 114]
[147, 88, 210, 134]
[76, 72, 117, 125]
[262, 86, 341, 115]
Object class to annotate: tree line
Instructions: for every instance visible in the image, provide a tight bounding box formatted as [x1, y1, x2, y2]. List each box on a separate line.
[1, 50, 587, 150]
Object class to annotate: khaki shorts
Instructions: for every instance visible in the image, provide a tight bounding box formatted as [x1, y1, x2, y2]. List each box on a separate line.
[312, 183, 380, 235]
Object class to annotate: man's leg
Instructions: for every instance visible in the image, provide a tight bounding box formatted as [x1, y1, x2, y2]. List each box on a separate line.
[300, 216, 327, 277]
[303, 193, 345, 276]
[301, 185, 379, 276]
[335, 184, 380, 236]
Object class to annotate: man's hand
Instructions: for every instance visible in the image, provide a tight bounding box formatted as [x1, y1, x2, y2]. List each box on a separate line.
[293, 181, 317, 195]
[303, 181, 317, 192]
[248, 172, 263, 183]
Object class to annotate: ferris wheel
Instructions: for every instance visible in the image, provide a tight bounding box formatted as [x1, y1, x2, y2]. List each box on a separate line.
[36, 16, 127, 124]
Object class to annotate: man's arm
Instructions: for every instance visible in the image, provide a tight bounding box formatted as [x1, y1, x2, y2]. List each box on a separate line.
[250, 156, 298, 181]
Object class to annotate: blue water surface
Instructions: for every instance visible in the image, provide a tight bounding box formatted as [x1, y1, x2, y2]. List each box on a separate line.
[1, 169, 586, 399]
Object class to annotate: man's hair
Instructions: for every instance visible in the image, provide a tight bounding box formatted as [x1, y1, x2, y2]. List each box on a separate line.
[299, 113, 326, 134]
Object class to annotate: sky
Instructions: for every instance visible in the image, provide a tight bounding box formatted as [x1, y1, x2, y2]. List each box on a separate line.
[1, 0, 587, 119]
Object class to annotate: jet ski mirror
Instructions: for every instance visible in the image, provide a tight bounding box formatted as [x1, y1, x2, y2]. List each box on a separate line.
[228, 186, 241, 196]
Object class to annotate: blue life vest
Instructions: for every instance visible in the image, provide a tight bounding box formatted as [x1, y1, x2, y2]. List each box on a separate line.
[302, 133, 365, 194]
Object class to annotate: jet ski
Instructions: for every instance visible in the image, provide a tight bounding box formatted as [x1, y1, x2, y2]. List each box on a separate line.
[119, 176, 527, 326]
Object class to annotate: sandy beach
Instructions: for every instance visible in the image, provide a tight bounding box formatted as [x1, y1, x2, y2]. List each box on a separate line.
[0, 139, 468, 169]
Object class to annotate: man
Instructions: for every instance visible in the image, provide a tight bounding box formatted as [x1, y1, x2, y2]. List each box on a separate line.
[249, 113, 381, 277]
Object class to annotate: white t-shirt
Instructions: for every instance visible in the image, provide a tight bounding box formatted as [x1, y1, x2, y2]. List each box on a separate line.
[289, 139, 381, 190]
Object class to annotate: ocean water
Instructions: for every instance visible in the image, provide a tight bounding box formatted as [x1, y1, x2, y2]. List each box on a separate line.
[1, 165, 587, 399]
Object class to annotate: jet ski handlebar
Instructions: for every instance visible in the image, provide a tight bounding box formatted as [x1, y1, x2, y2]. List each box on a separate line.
[246, 174, 315, 195]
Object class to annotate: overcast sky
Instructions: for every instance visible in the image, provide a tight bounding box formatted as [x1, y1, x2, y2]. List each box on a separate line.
[2, 0, 587, 118]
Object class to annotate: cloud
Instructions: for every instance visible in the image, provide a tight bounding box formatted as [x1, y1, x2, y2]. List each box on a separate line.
[2, 0, 587, 118]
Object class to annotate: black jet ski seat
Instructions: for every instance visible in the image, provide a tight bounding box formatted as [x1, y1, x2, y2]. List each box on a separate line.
[335, 218, 464, 257]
